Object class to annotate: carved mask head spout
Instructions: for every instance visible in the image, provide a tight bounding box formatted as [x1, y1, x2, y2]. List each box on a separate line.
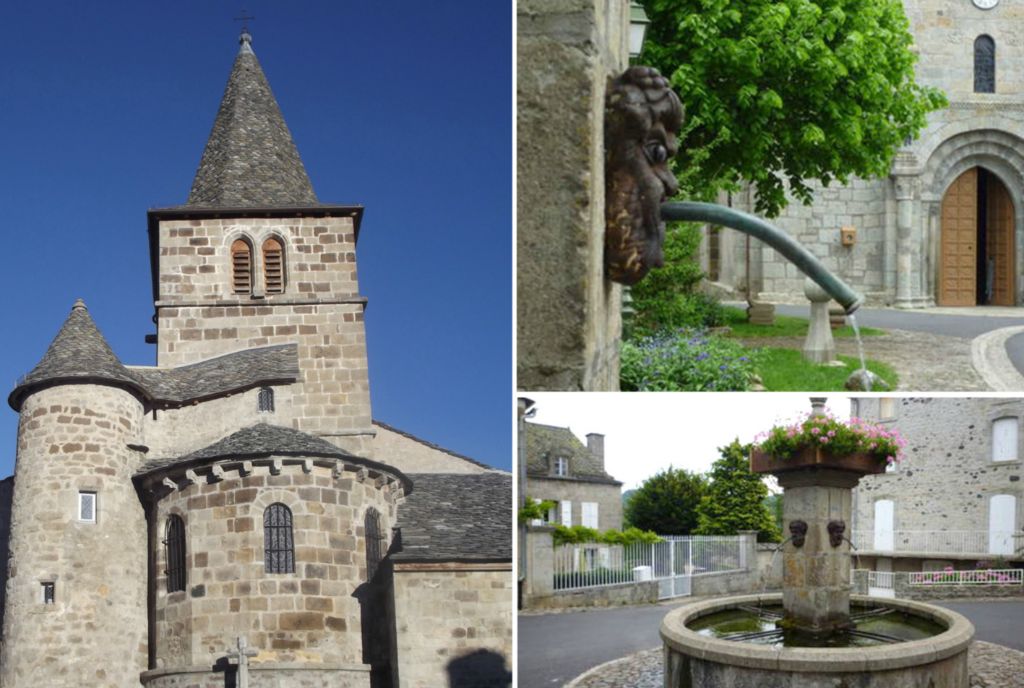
[789, 520, 808, 548]
[827, 520, 846, 548]
[605, 65, 683, 285]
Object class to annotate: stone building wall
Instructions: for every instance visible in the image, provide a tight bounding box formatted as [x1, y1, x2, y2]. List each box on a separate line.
[851, 397, 1024, 538]
[0, 477, 12, 641]
[527, 476, 623, 531]
[154, 216, 373, 454]
[0, 384, 148, 688]
[371, 423, 490, 474]
[516, 0, 629, 390]
[390, 564, 512, 688]
[149, 459, 398, 679]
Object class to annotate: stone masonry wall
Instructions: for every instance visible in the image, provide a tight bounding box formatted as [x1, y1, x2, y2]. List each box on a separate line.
[155, 216, 373, 455]
[852, 398, 1024, 539]
[150, 459, 396, 676]
[517, 0, 628, 390]
[391, 565, 512, 688]
[528, 476, 623, 531]
[371, 423, 489, 474]
[141, 664, 370, 688]
[0, 385, 148, 688]
[526, 580, 658, 610]
[0, 478, 12, 641]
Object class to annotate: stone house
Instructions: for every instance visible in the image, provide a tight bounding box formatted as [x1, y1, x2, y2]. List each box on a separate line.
[709, 1, 1024, 308]
[523, 422, 623, 531]
[849, 397, 1024, 576]
[0, 31, 511, 688]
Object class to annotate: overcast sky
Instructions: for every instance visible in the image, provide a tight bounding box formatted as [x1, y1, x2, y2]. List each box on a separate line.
[523, 394, 853, 491]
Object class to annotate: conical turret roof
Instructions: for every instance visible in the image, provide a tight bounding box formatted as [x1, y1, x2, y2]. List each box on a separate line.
[9, 300, 146, 410]
[186, 31, 318, 207]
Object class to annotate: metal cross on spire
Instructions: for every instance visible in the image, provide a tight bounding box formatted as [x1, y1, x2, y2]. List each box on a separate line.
[233, 9, 256, 32]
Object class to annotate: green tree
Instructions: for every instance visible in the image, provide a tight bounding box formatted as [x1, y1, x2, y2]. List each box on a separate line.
[696, 440, 780, 542]
[624, 467, 708, 534]
[641, 0, 947, 217]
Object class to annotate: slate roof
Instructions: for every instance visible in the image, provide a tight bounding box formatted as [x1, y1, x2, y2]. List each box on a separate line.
[130, 344, 298, 405]
[393, 472, 512, 562]
[186, 31, 317, 207]
[524, 422, 622, 485]
[9, 300, 146, 410]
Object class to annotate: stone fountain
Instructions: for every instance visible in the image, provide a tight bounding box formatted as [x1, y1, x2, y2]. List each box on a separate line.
[660, 398, 974, 687]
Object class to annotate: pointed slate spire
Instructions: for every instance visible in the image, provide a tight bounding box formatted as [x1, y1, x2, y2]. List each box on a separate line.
[9, 300, 145, 410]
[186, 31, 318, 207]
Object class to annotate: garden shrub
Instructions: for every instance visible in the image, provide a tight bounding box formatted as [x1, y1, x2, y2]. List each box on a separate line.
[620, 329, 757, 391]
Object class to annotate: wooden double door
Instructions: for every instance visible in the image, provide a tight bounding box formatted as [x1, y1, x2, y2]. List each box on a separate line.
[939, 167, 1016, 306]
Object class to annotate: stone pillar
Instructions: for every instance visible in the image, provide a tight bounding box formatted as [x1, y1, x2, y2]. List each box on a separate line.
[802, 278, 836, 364]
[894, 176, 917, 308]
[523, 525, 555, 603]
[778, 469, 857, 635]
[738, 530, 759, 573]
[516, 0, 629, 390]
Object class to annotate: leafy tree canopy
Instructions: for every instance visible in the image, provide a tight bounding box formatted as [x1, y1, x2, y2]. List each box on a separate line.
[695, 439, 781, 542]
[625, 466, 708, 534]
[642, 0, 947, 217]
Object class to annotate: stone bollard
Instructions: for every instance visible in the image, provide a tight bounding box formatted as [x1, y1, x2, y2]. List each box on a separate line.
[803, 278, 837, 364]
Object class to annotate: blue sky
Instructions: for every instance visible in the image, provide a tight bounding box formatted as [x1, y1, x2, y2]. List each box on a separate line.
[0, 2, 512, 473]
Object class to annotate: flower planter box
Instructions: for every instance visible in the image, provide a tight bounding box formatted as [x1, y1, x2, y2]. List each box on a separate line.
[750, 446, 886, 477]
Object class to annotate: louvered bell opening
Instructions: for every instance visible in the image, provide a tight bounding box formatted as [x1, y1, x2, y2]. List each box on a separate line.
[263, 238, 284, 294]
[232, 239, 253, 294]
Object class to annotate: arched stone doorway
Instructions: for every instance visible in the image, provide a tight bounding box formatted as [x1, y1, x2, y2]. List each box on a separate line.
[939, 167, 1015, 306]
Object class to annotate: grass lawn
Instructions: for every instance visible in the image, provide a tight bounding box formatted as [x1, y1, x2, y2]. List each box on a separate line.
[722, 306, 885, 339]
[755, 348, 899, 391]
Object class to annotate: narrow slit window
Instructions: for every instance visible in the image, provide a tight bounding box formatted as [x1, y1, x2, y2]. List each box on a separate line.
[365, 507, 387, 580]
[264, 503, 295, 574]
[263, 237, 285, 294]
[42, 582, 55, 605]
[258, 387, 275, 413]
[232, 239, 253, 294]
[975, 35, 996, 93]
[164, 515, 186, 593]
[78, 491, 96, 523]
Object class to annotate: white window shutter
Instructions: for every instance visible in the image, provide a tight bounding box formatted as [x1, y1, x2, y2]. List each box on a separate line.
[582, 502, 599, 528]
[560, 500, 572, 527]
[993, 418, 1017, 462]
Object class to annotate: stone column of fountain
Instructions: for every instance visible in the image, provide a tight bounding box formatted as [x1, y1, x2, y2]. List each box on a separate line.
[802, 279, 838, 365]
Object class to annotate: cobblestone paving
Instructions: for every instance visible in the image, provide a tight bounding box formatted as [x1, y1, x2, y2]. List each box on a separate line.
[741, 328, 990, 391]
[567, 641, 1024, 688]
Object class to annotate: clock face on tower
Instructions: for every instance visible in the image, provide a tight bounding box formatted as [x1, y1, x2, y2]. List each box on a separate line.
[974, 0, 999, 9]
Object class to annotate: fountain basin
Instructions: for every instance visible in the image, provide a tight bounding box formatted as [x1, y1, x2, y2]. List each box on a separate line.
[661, 593, 973, 687]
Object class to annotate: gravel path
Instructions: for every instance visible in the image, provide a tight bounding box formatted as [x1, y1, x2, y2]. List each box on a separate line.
[566, 640, 1024, 688]
[740, 328, 990, 391]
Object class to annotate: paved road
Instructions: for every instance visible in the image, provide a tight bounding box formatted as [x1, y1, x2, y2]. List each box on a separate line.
[518, 598, 1024, 688]
[770, 303, 1024, 339]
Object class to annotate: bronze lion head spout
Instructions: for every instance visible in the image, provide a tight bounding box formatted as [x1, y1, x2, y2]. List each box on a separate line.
[604, 65, 683, 285]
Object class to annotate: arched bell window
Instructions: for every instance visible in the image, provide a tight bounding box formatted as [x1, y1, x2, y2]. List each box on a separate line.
[164, 515, 186, 593]
[231, 238, 254, 294]
[264, 503, 295, 574]
[975, 35, 996, 93]
[262, 237, 285, 294]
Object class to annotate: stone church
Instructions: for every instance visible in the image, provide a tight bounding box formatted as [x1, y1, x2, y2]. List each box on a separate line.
[710, 0, 1024, 308]
[0, 31, 511, 688]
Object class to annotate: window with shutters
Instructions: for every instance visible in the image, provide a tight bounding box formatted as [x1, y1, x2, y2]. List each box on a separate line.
[263, 237, 285, 294]
[264, 503, 295, 574]
[365, 507, 388, 580]
[164, 515, 186, 593]
[231, 238, 254, 294]
[975, 35, 996, 93]
[992, 417, 1018, 462]
[78, 491, 96, 523]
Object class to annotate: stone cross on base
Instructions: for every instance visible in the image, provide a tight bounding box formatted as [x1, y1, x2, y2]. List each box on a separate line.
[227, 636, 259, 688]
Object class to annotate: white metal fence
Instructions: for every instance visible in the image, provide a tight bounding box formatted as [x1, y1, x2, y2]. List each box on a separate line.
[908, 568, 1023, 586]
[552, 535, 747, 599]
[866, 570, 896, 599]
[852, 530, 1024, 556]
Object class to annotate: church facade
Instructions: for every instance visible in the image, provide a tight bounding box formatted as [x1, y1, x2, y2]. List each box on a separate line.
[0, 31, 511, 688]
[711, 0, 1024, 308]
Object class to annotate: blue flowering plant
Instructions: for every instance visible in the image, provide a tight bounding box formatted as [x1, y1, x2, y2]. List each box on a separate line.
[753, 413, 906, 466]
[620, 329, 758, 391]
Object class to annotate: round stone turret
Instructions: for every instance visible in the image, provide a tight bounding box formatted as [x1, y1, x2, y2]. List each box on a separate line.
[1, 301, 148, 687]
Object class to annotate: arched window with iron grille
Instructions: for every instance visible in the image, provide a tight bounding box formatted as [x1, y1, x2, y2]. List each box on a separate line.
[164, 515, 186, 593]
[264, 503, 295, 574]
[258, 386, 275, 413]
[231, 238, 254, 294]
[364, 507, 388, 580]
[262, 237, 285, 294]
[975, 35, 996, 93]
